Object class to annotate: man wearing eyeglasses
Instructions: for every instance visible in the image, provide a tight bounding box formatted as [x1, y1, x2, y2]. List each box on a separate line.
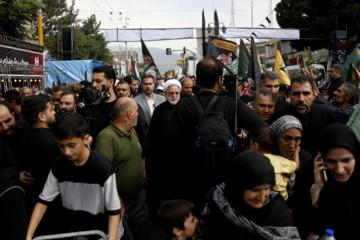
[325, 64, 345, 101]
[52, 85, 67, 113]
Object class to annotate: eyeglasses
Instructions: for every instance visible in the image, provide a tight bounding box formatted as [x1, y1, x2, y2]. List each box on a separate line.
[52, 98, 60, 102]
[327, 70, 335, 73]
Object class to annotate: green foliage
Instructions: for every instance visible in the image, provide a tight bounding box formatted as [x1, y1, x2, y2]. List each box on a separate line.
[276, 0, 360, 52]
[0, 0, 44, 39]
[42, 0, 113, 63]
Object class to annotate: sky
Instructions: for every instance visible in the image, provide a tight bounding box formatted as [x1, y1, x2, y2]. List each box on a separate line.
[68, 0, 281, 59]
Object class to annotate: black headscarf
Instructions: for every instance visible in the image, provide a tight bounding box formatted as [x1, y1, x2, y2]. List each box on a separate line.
[313, 123, 360, 239]
[224, 151, 293, 227]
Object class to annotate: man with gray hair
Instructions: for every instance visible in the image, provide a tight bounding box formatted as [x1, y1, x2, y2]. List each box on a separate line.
[252, 89, 276, 122]
[316, 81, 359, 124]
[95, 97, 149, 240]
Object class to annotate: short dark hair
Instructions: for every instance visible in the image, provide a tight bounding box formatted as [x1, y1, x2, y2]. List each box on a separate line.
[290, 75, 315, 92]
[342, 82, 360, 105]
[124, 75, 137, 85]
[253, 89, 276, 103]
[60, 91, 77, 103]
[3, 89, 23, 105]
[93, 65, 116, 82]
[32, 83, 40, 89]
[116, 80, 130, 89]
[330, 64, 342, 73]
[196, 57, 223, 88]
[260, 71, 279, 84]
[53, 85, 68, 93]
[0, 100, 12, 113]
[51, 112, 88, 140]
[249, 127, 277, 152]
[141, 74, 155, 83]
[22, 94, 52, 126]
[157, 199, 196, 237]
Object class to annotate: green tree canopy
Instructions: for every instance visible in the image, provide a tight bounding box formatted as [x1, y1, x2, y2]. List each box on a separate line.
[276, 0, 360, 52]
[0, 0, 44, 39]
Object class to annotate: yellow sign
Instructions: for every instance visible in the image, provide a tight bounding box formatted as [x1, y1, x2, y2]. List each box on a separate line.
[212, 38, 237, 52]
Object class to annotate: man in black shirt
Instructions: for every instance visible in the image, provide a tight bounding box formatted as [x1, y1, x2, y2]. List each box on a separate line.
[325, 64, 346, 101]
[162, 57, 268, 210]
[286, 75, 338, 156]
[78, 65, 118, 142]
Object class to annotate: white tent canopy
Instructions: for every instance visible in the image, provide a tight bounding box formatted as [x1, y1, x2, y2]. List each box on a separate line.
[104, 28, 300, 42]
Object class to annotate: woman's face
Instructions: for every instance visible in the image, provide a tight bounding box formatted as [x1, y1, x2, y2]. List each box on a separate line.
[277, 128, 302, 158]
[325, 147, 356, 183]
[243, 183, 272, 209]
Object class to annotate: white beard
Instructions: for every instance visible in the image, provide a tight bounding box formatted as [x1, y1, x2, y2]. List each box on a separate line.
[168, 97, 180, 105]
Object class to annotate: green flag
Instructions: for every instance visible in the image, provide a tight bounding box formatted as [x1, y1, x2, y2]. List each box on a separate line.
[347, 103, 360, 141]
[341, 43, 360, 86]
[141, 38, 161, 78]
[300, 54, 308, 70]
[238, 39, 250, 80]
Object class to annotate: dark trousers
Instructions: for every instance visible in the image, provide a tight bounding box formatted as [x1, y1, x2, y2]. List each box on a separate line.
[0, 187, 28, 240]
[122, 189, 150, 240]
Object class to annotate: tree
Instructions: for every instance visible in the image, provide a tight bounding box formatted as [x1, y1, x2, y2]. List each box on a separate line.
[75, 15, 113, 63]
[276, 0, 360, 52]
[0, 0, 44, 39]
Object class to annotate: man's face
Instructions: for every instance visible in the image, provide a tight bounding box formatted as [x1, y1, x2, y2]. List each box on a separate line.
[115, 83, 130, 97]
[166, 86, 180, 105]
[22, 88, 32, 98]
[253, 94, 275, 121]
[56, 136, 88, 162]
[261, 78, 280, 94]
[290, 82, 315, 115]
[0, 105, 15, 137]
[52, 91, 63, 109]
[92, 72, 110, 92]
[277, 128, 302, 158]
[333, 85, 346, 106]
[328, 67, 341, 80]
[182, 81, 193, 97]
[31, 86, 38, 93]
[43, 102, 56, 126]
[59, 95, 76, 113]
[142, 77, 155, 96]
[130, 79, 139, 93]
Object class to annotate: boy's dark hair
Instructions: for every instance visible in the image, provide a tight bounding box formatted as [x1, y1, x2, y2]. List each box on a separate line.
[22, 94, 52, 126]
[51, 112, 88, 140]
[3, 89, 23, 105]
[157, 199, 196, 237]
[93, 65, 116, 82]
[249, 127, 277, 153]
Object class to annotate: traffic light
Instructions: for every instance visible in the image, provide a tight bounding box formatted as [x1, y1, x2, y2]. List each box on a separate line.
[183, 47, 186, 54]
[166, 48, 172, 55]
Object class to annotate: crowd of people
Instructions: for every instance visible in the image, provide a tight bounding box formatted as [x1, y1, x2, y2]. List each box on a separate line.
[0, 58, 359, 240]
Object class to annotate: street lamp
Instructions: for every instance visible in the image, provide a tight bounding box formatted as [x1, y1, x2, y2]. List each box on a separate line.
[207, 22, 227, 35]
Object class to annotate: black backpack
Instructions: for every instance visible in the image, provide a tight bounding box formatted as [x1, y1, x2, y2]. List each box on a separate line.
[192, 95, 234, 186]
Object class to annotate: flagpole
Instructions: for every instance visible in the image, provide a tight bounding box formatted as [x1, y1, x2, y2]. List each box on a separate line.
[251, 1, 253, 28]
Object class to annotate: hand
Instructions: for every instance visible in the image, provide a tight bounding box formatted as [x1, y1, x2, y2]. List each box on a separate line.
[313, 153, 326, 189]
[20, 171, 34, 185]
[236, 130, 247, 140]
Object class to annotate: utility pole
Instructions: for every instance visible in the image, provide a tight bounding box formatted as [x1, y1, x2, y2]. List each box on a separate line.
[124, 17, 129, 75]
